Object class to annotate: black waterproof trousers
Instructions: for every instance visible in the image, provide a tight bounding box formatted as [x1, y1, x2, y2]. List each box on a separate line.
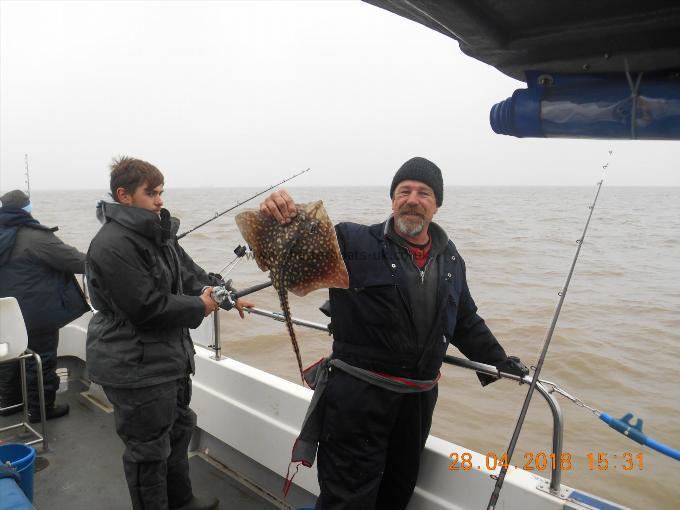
[0, 330, 60, 411]
[103, 377, 196, 510]
[315, 370, 438, 510]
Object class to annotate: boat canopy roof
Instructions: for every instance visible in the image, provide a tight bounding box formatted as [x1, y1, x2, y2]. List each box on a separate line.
[363, 0, 680, 80]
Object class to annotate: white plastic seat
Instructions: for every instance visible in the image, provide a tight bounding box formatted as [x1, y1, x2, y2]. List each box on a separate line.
[0, 297, 28, 360]
[0, 297, 48, 449]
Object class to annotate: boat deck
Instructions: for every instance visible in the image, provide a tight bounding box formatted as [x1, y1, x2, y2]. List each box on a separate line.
[0, 377, 284, 510]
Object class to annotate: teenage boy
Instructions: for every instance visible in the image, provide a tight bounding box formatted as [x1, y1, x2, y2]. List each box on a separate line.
[87, 156, 250, 510]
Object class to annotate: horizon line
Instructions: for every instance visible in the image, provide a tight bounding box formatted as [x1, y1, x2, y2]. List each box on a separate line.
[11, 184, 680, 192]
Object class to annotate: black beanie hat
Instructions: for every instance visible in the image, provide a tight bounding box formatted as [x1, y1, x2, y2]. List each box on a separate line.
[390, 157, 443, 206]
[0, 189, 30, 209]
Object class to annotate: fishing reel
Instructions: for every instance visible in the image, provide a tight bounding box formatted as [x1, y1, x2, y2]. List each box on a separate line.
[211, 279, 237, 310]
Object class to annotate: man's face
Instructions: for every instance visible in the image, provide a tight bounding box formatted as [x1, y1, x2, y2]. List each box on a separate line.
[117, 182, 164, 216]
[391, 179, 438, 238]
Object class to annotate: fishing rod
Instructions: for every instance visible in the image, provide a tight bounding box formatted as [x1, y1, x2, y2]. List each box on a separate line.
[539, 379, 680, 461]
[24, 154, 31, 197]
[177, 167, 311, 240]
[487, 153, 612, 510]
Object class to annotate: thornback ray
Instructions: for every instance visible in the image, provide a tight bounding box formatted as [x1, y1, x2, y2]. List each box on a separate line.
[235, 201, 349, 382]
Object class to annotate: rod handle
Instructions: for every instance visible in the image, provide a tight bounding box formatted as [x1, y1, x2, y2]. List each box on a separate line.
[599, 413, 646, 444]
[234, 281, 273, 299]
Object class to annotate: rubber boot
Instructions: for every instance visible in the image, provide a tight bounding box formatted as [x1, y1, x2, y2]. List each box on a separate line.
[174, 495, 219, 510]
[28, 402, 69, 423]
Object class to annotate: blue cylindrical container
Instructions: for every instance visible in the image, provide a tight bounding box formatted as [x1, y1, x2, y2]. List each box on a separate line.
[490, 71, 680, 139]
[0, 443, 36, 501]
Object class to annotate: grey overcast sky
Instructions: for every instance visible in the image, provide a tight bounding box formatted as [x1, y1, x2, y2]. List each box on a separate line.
[0, 0, 677, 191]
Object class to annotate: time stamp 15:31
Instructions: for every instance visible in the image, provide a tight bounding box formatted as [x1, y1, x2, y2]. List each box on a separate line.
[448, 451, 645, 472]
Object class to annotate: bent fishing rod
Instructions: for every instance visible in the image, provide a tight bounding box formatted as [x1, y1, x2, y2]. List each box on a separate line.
[487, 156, 611, 510]
[177, 167, 310, 240]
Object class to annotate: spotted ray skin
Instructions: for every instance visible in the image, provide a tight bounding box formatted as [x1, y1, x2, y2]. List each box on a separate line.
[235, 201, 349, 382]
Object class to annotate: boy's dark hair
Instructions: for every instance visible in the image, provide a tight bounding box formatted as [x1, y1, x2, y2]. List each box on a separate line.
[109, 156, 164, 202]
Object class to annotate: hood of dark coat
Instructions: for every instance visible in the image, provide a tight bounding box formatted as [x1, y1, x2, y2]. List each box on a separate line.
[96, 201, 179, 245]
[0, 207, 43, 264]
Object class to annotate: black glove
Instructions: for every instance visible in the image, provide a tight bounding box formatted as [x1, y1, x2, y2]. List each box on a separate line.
[479, 356, 529, 387]
[497, 356, 529, 377]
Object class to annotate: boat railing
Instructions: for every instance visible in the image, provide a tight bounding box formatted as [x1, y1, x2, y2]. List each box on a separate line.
[210, 304, 222, 361]
[442, 355, 564, 494]
[209, 306, 564, 495]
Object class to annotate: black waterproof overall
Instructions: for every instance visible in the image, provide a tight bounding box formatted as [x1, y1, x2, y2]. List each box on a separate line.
[315, 220, 507, 510]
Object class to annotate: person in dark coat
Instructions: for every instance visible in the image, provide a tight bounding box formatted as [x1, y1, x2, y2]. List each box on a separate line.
[260, 157, 529, 510]
[86, 156, 251, 510]
[0, 189, 89, 422]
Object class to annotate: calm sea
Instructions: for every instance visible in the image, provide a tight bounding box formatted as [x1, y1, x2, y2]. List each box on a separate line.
[31, 186, 680, 510]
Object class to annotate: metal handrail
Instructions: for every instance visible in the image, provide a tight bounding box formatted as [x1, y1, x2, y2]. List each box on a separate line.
[443, 355, 563, 493]
[208, 306, 328, 361]
[245, 306, 331, 332]
[210, 310, 222, 361]
[212, 307, 564, 493]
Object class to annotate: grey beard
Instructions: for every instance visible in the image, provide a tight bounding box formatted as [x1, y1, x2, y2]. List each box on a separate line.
[395, 215, 425, 237]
